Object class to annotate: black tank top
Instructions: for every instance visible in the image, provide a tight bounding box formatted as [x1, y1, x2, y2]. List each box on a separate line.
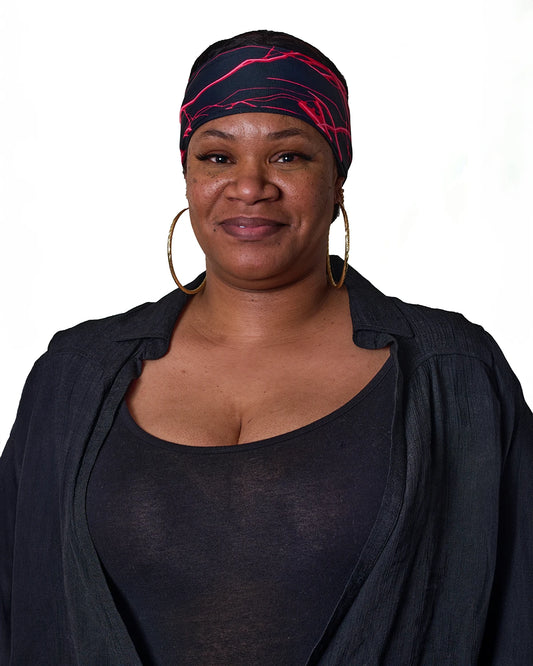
[87, 357, 394, 665]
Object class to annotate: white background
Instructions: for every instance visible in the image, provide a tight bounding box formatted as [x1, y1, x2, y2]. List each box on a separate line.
[1, 0, 532, 451]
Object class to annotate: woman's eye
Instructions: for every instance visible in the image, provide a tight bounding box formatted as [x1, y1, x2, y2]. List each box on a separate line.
[278, 153, 297, 163]
[275, 152, 311, 164]
[196, 153, 230, 164]
[208, 154, 229, 164]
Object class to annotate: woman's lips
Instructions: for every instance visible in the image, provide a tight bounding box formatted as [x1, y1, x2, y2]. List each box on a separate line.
[219, 217, 286, 240]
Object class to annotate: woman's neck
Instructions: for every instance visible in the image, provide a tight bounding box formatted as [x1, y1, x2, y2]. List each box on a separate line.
[182, 270, 344, 348]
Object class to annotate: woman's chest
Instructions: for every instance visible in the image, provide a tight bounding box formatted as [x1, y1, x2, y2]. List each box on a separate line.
[127, 340, 391, 447]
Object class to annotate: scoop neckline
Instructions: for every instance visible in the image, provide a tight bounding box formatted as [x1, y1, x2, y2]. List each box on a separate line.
[120, 355, 394, 454]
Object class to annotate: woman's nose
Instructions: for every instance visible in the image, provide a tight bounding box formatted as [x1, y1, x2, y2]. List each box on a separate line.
[225, 161, 280, 204]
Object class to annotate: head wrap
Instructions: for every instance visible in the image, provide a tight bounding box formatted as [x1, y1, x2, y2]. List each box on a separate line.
[180, 45, 352, 177]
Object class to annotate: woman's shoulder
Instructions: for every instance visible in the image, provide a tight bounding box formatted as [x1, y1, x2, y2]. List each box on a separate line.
[388, 296, 526, 404]
[392, 297, 493, 357]
[344, 265, 523, 404]
[345, 264, 499, 365]
[46, 288, 187, 360]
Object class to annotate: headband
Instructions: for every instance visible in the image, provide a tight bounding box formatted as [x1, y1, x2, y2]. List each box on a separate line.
[179, 45, 352, 177]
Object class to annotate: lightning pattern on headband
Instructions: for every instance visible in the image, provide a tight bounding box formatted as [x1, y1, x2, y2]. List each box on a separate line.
[179, 46, 352, 176]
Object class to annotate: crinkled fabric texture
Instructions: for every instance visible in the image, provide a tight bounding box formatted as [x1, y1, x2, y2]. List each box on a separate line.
[1, 261, 532, 665]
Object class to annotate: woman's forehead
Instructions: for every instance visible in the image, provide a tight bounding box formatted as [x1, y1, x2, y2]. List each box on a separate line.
[190, 113, 332, 147]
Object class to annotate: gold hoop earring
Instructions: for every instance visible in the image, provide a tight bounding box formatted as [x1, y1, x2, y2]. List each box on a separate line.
[327, 200, 350, 288]
[167, 208, 206, 295]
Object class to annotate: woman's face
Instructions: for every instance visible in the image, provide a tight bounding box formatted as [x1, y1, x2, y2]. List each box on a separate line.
[185, 112, 343, 290]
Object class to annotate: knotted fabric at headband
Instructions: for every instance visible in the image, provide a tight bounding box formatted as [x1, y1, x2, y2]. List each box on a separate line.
[180, 45, 352, 177]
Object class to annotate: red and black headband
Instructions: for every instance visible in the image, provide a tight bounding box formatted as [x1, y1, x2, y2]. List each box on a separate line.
[180, 45, 352, 177]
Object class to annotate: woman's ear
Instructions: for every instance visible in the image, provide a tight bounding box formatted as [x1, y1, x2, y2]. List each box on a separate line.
[331, 180, 345, 224]
[335, 178, 346, 205]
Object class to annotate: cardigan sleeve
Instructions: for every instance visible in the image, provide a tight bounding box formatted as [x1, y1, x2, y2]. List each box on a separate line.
[479, 339, 533, 663]
[0, 356, 46, 663]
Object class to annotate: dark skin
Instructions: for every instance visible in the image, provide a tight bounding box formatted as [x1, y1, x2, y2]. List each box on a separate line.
[127, 114, 389, 446]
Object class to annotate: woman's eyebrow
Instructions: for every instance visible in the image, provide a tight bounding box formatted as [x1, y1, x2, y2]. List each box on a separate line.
[267, 128, 307, 140]
[197, 127, 308, 141]
[198, 129, 235, 140]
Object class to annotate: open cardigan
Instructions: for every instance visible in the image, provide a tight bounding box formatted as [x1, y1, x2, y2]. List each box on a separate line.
[1, 264, 532, 665]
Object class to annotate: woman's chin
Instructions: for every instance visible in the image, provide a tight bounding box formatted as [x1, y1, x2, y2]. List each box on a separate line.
[209, 255, 320, 292]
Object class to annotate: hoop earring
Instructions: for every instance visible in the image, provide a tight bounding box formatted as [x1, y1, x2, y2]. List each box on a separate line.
[327, 201, 350, 288]
[167, 208, 206, 295]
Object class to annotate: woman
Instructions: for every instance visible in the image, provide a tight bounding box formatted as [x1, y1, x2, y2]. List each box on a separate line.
[1, 29, 532, 665]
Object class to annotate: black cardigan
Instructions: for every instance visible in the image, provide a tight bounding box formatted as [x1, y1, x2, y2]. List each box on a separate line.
[2, 264, 532, 665]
